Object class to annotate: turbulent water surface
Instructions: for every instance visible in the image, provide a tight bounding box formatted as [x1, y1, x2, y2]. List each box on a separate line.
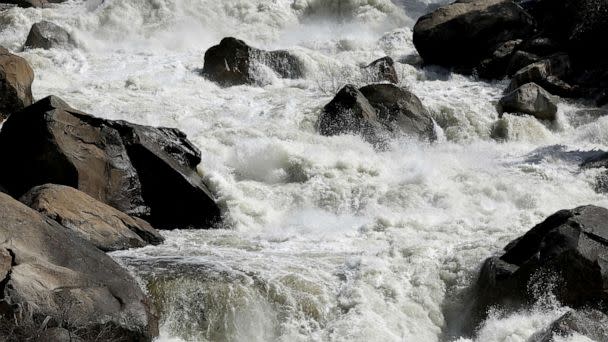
[2, 0, 608, 341]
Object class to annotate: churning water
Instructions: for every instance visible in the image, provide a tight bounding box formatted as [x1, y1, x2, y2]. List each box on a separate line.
[1, 0, 607, 341]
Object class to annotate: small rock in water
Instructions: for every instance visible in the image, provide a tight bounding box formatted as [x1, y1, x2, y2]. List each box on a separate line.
[24, 21, 75, 50]
[363, 56, 399, 84]
[498, 82, 558, 120]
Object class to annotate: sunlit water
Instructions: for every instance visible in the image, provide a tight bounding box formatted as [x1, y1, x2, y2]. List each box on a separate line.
[1, 0, 608, 341]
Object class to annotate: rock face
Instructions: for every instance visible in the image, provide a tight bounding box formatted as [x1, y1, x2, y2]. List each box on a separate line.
[24, 21, 75, 50]
[0, 47, 34, 121]
[20, 184, 164, 252]
[363, 56, 399, 84]
[318, 84, 435, 144]
[413, 0, 536, 68]
[202, 37, 303, 86]
[0, 96, 222, 229]
[0, 192, 158, 340]
[530, 310, 608, 342]
[498, 82, 558, 120]
[474, 205, 608, 325]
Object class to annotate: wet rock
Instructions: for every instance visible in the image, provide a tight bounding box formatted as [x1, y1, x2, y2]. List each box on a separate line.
[474, 205, 608, 326]
[518, 37, 560, 57]
[20, 184, 164, 252]
[202, 37, 303, 86]
[530, 310, 608, 342]
[0, 96, 221, 229]
[0, 248, 11, 283]
[318, 84, 435, 145]
[0, 46, 34, 121]
[506, 50, 541, 76]
[413, 0, 536, 68]
[363, 56, 399, 84]
[477, 40, 522, 79]
[507, 54, 575, 96]
[24, 21, 75, 50]
[498, 82, 558, 120]
[0, 192, 158, 340]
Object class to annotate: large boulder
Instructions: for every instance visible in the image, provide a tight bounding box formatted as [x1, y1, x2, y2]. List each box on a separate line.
[498, 82, 558, 120]
[20, 184, 164, 252]
[318, 84, 435, 145]
[474, 205, 608, 326]
[0, 192, 158, 340]
[0, 96, 221, 229]
[202, 37, 303, 87]
[24, 21, 75, 50]
[0, 47, 34, 121]
[413, 0, 536, 68]
[363, 56, 399, 84]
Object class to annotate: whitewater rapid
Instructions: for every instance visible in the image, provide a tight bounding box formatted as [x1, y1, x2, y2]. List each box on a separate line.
[2, 0, 608, 341]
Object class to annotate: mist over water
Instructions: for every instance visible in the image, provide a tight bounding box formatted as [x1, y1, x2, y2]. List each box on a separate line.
[2, 0, 608, 341]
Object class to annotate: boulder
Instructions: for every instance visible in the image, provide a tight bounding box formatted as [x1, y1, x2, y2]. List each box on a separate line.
[506, 50, 540, 76]
[474, 205, 608, 326]
[530, 310, 608, 342]
[0, 96, 221, 229]
[507, 54, 575, 96]
[0, 248, 10, 283]
[0, 192, 158, 340]
[477, 40, 522, 79]
[24, 21, 75, 50]
[0, 47, 34, 121]
[318, 84, 435, 144]
[20, 184, 164, 252]
[498, 82, 558, 120]
[413, 0, 536, 68]
[202, 37, 303, 86]
[363, 56, 399, 84]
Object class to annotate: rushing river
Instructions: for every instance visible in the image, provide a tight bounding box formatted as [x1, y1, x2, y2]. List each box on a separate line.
[1, 0, 607, 341]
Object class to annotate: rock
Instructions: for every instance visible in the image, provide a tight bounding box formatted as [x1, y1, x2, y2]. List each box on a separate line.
[0, 192, 158, 340]
[0, 96, 222, 229]
[202, 37, 303, 86]
[474, 205, 608, 326]
[506, 50, 540, 76]
[413, 0, 536, 68]
[359, 84, 436, 141]
[507, 54, 575, 96]
[318, 84, 435, 144]
[24, 21, 75, 50]
[363, 56, 399, 84]
[0, 248, 11, 283]
[0, 46, 34, 121]
[518, 37, 560, 57]
[498, 82, 558, 120]
[530, 310, 608, 342]
[0, 0, 65, 7]
[477, 40, 522, 79]
[20, 184, 164, 252]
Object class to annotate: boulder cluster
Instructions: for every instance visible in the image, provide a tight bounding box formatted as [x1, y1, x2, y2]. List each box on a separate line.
[1, 43, 222, 340]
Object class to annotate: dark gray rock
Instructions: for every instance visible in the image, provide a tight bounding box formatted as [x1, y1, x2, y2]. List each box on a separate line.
[507, 54, 576, 97]
[24, 21, 75, 50]
[530, 310, 608, 342]
[506, 50, 541, 76]
[0, 96, 222, 229]
[0, 46, 34, 121]
[202, 37, 303, 86]
[413, 0, 536, 68]
[20, 184, 164, 252]
[0, 192, 158, 340]
[477, 40, 522, 79]
[498, 82, 558, 120]
[473, 205, 608, 327]
[363, 56, 399, 84]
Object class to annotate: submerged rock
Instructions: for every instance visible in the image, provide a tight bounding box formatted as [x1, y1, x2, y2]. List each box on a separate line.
[0, 47, 34, 121]
[202, 37, 303, 86]
[20, 184, 164, 251]
[0, 192, 158, 340]
[530, 310, 608, 342]
[24, 21, 75, 50]
[318, 83, 435, 145]
[498, 82, 558, 120]
[363, 56, 399, 84]
[0, 96, 222, 229]
[413, 0, 536, 68]
[474, 205, 608, 326]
